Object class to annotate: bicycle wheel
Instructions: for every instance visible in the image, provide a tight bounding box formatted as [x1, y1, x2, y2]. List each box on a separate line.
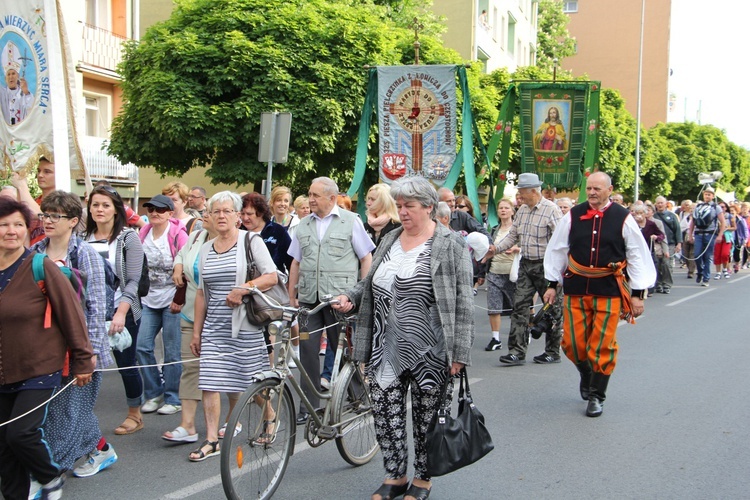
[331, 363, 379, 465]
[221, 378, 295, 500]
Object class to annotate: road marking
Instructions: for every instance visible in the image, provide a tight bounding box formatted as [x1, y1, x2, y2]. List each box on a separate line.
[165, 378, 482, 498]
[666, 288, 715, 306]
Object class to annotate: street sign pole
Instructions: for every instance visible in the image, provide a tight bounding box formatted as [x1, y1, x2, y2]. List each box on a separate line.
[258, 112, 292, 199]
[265, 112, 277, 199]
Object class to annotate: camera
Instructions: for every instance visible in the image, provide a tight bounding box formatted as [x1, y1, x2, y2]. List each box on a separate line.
[527, 303, 557, 340]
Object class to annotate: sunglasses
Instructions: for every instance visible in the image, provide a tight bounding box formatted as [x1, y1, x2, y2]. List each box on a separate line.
[95, 186, 121, 199]
[147, 206, 171, 214]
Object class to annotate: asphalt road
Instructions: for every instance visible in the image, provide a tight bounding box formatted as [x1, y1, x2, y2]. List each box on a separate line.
[56, 265, 750, 499]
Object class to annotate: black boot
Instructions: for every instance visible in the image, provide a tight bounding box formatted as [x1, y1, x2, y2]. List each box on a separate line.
[576, 362, 593, 401]
[586, 372, 610, 418]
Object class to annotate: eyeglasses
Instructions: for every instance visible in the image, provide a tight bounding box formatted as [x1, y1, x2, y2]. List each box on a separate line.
[147, 206, 171, 214]
[211, 209, 236, 217]
[456, 204, 467, 209]
[38, 213, 74, 223]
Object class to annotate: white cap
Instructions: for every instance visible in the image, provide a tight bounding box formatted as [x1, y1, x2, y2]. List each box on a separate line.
[466, 232, 490, 262]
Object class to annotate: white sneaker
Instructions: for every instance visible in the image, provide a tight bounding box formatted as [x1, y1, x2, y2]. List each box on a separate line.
[320, 378, 331, 391]
[73, 446, 118, 478]
[157, 404, 182, 415]
[40, 475, 64, 500]
[141, 396, 163, 413]
[28, 477, 42, 500]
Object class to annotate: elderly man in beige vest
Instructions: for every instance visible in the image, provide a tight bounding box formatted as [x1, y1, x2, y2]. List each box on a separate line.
[287, 177, 375, 425]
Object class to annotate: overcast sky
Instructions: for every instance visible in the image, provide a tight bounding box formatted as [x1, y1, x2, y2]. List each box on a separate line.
[668, 0, 749, 149]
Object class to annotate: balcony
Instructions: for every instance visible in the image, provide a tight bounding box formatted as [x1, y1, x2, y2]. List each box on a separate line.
[79, 23, 127, 78]
[80, 136, 138, 183]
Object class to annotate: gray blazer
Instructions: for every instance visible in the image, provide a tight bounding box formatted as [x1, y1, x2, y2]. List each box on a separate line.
[346, 223, 474, 367]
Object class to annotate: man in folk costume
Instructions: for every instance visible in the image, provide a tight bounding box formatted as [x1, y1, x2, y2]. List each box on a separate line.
[543, 172, 655, 417]
[1, 41, 34, 126]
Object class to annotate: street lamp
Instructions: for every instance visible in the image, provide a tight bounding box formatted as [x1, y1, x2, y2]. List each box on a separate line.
[634, 0, 645, 201]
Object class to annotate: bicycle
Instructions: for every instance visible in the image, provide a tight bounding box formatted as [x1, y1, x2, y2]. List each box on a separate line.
[220, 289, 379, 500]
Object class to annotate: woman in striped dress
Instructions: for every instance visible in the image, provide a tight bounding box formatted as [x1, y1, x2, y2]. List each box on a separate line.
[335, 176, 475, 500]
[188, 191, 279, 462]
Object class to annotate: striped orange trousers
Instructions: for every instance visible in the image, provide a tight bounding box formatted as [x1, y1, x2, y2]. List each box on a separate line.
[562, 295, 621, 376]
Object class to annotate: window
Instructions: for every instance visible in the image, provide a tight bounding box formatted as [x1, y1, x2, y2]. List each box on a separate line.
[507, 13, 516, 57]
[499, 15, 506, 49]
[85, 0, 110, 29]
[563, 1, 578, 13]
[492, 7, 499, 40]
[84, 93, 111, 138]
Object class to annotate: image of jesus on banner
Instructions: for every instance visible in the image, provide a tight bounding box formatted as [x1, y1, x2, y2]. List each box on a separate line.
[533, 100, 570, 152]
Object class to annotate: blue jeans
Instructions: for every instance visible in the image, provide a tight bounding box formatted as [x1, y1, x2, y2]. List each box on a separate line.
[112, 311, 143, 407]
[137, 305, 182, 406]
[321, 338, 336, 382]
[693, 232, 717, 283]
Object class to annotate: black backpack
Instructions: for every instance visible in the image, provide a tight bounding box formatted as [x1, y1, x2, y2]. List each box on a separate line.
[122, 231, 150, 297]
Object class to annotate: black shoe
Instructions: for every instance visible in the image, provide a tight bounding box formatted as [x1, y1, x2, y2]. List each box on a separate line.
[296, 413, 309, 426]
[586, 397, 604, 417]
[686, 274, 694, 279]
[533, 353, 561, 364]
[372, 482, 409, 500]
[404, 484, 431, 500]
[499, 353, 525, 365]
[484, 338, 502, 351]
[663, 287, 671, 294]
[654, 286, 663, 294]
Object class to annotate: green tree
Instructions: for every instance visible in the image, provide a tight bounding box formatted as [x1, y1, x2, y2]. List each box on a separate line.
[535, 0, 577, 74]
[109, 0, 407, 193]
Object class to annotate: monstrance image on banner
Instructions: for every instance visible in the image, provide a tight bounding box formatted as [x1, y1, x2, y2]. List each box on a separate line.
[377, 65, 456, 185]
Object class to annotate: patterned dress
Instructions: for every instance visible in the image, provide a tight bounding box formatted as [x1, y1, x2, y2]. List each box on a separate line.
[370, 237, 446, 390]
[199, 244, 269, 392]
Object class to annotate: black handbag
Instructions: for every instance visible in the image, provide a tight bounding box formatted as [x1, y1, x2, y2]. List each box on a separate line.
[243, 233, 291, 326]
[426, 367, 494, 477]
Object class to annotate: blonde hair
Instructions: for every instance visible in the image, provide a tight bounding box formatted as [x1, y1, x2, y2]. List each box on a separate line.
[293, 195, 309, 212]
[367, 183, 399, 223]
[162, 181, 189, 202]
[270, 186, 292, 205]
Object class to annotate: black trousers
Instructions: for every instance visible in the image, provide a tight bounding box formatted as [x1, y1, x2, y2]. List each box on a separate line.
[297, 303, 339, 413]
[0, 388, 60, 500]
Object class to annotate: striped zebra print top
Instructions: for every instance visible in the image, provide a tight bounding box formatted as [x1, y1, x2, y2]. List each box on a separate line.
[370, 237, 447, 390]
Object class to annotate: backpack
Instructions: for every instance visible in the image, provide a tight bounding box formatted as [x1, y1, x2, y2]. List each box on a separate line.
[32, 253, 88, 330]
[73, 250, 118, 321]
[693, 202, 717, 230]
[122, 230, 150, 297]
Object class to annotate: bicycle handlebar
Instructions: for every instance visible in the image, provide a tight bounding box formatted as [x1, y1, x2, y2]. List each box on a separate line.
[232, 285, 339, 318]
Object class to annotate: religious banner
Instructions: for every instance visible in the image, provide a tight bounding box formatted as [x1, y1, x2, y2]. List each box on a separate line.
[517, 82, 594, 190]
[0, 0, 86, 184]
[377, 65, 456, 185]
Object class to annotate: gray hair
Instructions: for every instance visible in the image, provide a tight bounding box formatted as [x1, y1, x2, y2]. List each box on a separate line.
[208, 191, 242, 212]
[311, 177, 339, 196]
[631, 204, 646, 214]
[556, 197, 572, 207]
[390, 176, 439, 218]
[436, 201, 451, 219]
[655, 196, 667, 204]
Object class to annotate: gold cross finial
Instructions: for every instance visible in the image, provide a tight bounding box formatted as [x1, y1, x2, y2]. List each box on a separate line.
[411, 17, 424, 65]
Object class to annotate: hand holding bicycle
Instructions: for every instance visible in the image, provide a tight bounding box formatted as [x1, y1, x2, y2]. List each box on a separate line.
[332, 295, 354, 313]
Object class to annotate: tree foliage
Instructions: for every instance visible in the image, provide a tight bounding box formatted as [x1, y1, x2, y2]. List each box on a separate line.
[535, 0, 577, 74]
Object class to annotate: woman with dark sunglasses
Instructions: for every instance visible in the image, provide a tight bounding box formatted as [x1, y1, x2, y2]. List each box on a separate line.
[136, 195, 188, 417]
[84, 186, 147, 435]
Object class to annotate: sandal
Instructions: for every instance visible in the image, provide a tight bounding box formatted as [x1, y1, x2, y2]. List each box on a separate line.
[114, 415, 143, 435]
[163, 426, 198, 443]
[218, 422, 243, 439]
[372, 481, 409, 500]
[404, 484, 431, 500]
[253, 420, 277, 446]
[189, 440, 220, 462]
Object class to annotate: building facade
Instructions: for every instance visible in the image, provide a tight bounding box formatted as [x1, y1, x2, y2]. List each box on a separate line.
[432, 0, 539, 73]
[560, 0, 672, 128]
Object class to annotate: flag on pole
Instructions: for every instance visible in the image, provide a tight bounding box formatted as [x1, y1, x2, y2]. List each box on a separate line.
[0, 0, 87, 189]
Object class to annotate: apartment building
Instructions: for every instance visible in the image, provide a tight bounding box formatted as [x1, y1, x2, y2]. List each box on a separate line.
[432, 0, 539, 73]
[560, 0, 672, 128]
